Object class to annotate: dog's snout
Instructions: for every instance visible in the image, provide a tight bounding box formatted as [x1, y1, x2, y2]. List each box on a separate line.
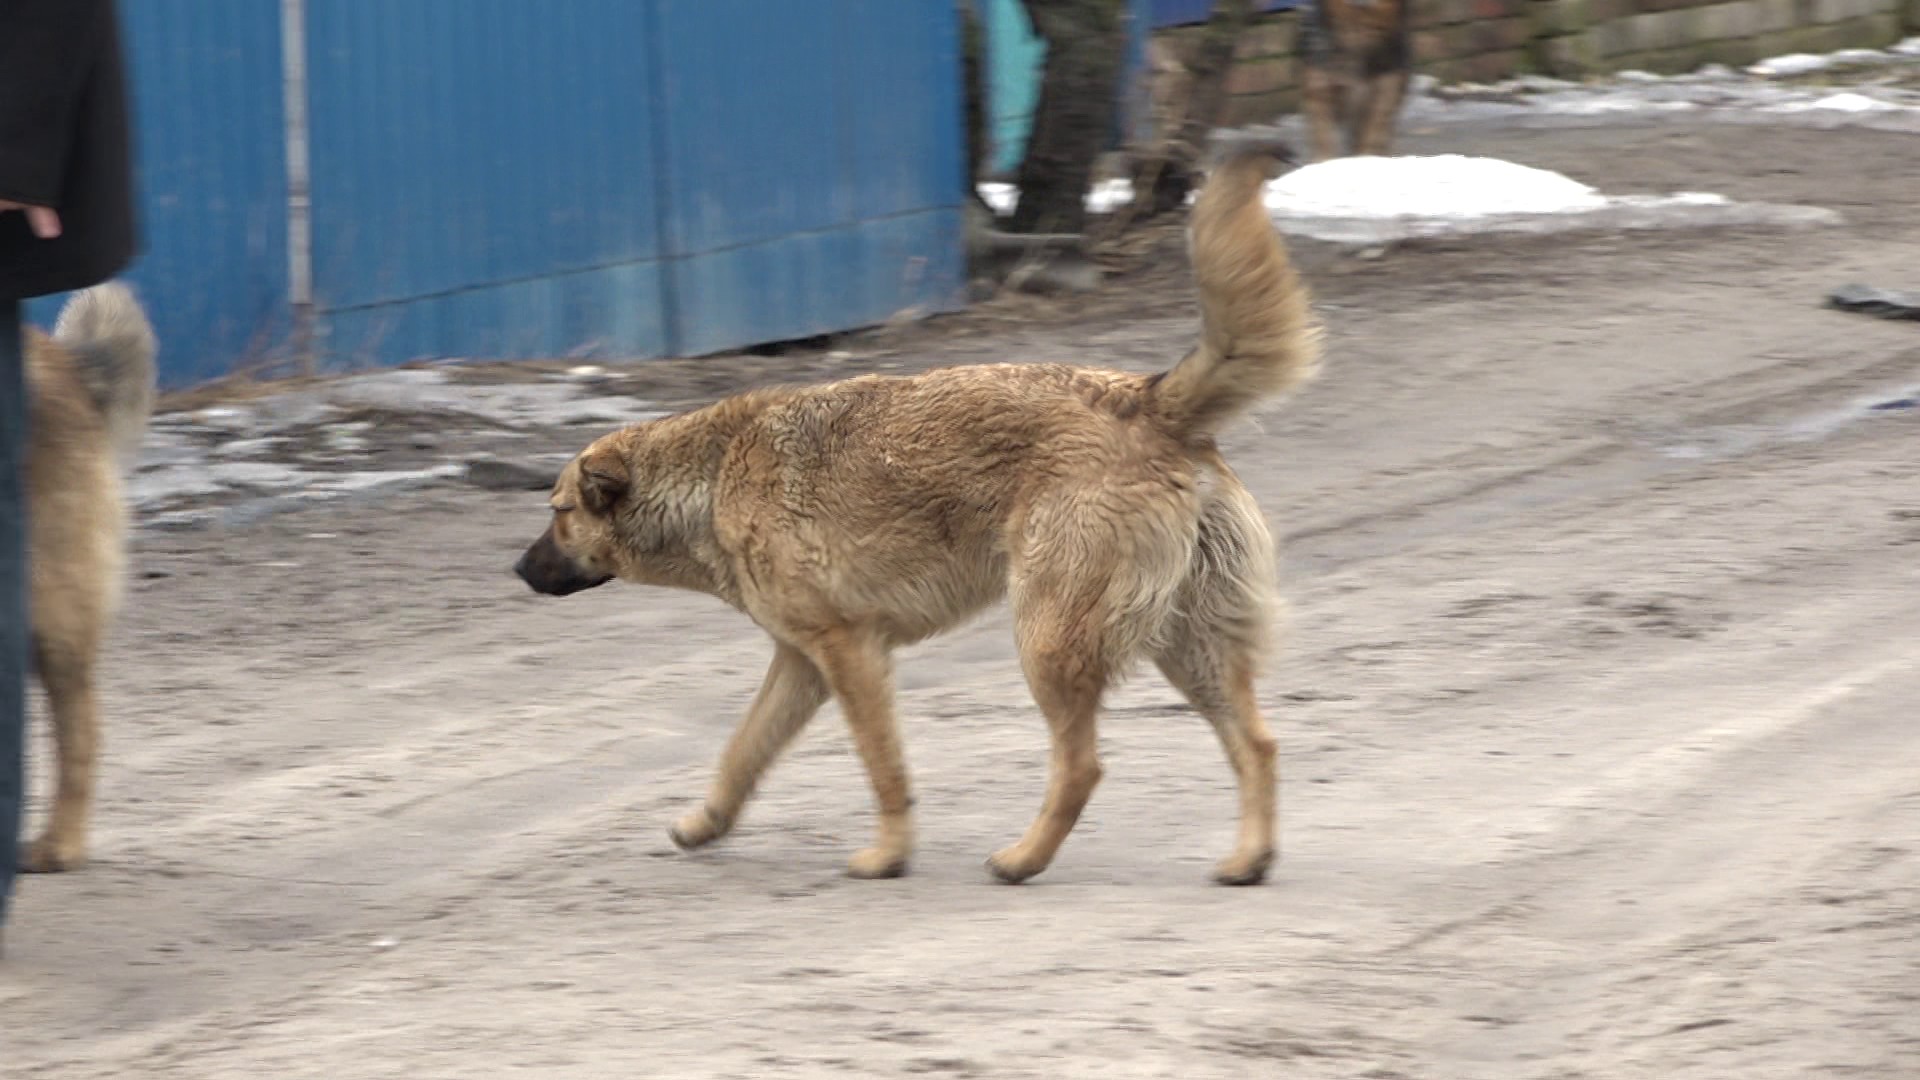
[514, 527, 613, 597]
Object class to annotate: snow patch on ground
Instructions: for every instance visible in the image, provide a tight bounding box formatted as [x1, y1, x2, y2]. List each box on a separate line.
[1772, 91, 1901, 113]
[131, 366, 665, 529]
[1748, 52, 1846, 77]
[1377, 40, 1920, 130]
[978, 155, 1787, 244]
[1748, 45, 1911, 76]
[1257, 159, 1821, 244]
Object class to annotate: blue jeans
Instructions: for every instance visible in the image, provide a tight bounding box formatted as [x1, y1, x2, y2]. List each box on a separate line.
[1, 297, 26, 930]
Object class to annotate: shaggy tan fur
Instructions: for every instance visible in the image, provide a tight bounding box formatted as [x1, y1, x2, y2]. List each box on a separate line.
[515, 146, 1321, 884]
[21, 282, 158, 872]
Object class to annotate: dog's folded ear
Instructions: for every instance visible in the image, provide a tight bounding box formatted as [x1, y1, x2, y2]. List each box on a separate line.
[578, 447, 631, 514]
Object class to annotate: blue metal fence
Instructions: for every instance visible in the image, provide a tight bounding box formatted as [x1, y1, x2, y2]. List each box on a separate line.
[32, 2, 967, 388]
[654, 1, 966, 356]
[304, 0, 675, 367]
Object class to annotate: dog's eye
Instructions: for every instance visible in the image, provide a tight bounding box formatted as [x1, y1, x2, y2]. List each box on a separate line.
[551, 504, 576, 513]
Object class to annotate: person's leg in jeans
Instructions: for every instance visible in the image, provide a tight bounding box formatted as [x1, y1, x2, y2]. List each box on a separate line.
[0, 297, 27, 932]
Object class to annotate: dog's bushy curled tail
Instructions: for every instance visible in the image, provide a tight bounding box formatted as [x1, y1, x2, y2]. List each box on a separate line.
[53, 281, 158, 468]
[1151, 142, 1322, 437]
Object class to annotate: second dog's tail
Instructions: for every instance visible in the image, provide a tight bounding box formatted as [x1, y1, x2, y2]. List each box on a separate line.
[1150, 143, 1321, 437]
[53, 281, 158, 468]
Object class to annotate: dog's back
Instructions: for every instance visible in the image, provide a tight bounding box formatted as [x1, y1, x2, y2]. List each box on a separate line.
[19, 282, 157, 872]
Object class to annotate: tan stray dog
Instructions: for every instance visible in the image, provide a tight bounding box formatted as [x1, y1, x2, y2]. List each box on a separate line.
[21, 283, 158, 872]
[514, 146, 1321, 885]
[1299, 0, 1415, 162]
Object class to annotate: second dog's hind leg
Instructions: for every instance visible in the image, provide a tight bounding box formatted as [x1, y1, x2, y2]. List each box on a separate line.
[20, 636, 101, 873]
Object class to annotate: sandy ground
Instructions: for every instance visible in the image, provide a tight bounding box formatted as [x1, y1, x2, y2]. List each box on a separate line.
[5, 113, 1920, 1079]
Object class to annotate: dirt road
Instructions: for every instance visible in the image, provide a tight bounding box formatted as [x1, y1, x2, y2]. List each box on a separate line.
[6, 115, 1919, 1078]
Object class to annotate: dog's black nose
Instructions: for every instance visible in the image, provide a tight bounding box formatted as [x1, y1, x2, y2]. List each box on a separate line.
[512, 553, 530, 582]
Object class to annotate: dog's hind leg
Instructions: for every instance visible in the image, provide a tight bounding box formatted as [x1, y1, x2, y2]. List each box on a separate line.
[1154, 488, 1280, 884]
[988, 494, 1192, 884]
[670, 640, 829, 851]
[989, 544, 1136, 884]
[1354, 68, 1409, 156]
[987, 610, 1108, 885]
[20, 635, 100, 873]
[1301, 67, 1347, 162]
[1155, 633, 1277, 885]
[800, 627, 915, 879]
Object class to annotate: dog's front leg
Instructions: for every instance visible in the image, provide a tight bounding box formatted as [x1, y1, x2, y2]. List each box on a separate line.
[803, 628, 914, 879]
[670, 641, 829, 850]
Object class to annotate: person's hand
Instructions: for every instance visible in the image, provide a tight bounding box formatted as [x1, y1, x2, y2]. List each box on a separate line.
[0, 200, 62, 239]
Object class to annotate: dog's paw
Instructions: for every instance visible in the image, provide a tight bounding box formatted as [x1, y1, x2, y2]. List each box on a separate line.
[1212, 847, 1275, 887]
[984, 845, 1047, 885]
[19, 836, 86, 874]
[846, 847, 910, 880]
[667, 807, 730, 851]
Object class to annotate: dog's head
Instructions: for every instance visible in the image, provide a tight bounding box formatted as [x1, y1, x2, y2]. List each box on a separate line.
[513, 438, 630, 597]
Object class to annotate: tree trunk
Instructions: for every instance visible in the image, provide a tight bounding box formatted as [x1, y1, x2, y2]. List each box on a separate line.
[1133, 0, 1256, 218]
[1009, 0, 1125, 235]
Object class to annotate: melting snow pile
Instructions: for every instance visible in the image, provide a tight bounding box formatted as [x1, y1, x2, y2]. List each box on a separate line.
[1253, 154, 1762, 242]
[1263, 154, 1610, 219]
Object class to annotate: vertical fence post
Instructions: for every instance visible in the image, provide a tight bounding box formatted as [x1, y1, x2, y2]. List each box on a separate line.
[281, 0, 316, 375]
[640, 0, 682, 357]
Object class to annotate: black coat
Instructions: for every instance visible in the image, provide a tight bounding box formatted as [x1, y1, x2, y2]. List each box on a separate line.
[0, 0, 137, 300]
